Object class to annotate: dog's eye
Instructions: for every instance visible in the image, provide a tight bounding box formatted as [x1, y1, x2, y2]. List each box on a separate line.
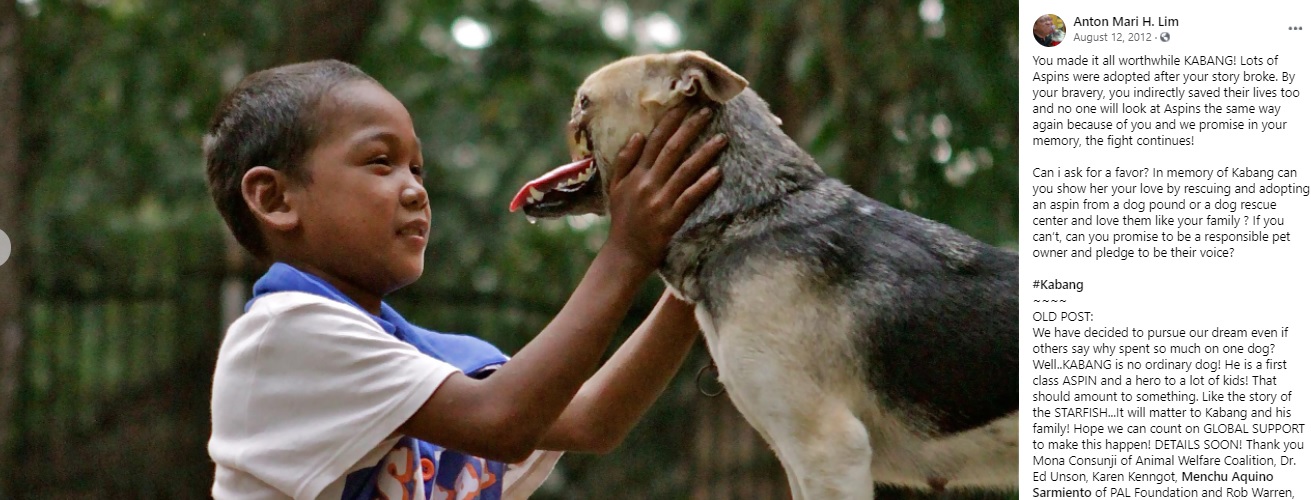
[579, 95, 590, 110]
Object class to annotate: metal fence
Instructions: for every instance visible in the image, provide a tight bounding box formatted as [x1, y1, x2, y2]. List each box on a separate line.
[15, 224, 224, 499]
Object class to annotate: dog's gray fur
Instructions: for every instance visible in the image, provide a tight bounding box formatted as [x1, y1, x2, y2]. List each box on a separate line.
[668, 88, 1017, 435]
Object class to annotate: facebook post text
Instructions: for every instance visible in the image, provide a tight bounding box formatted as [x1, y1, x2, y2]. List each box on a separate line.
[1021, 3, 1308, 500]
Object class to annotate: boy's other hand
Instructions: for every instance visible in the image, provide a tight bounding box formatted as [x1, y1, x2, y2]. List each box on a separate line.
[604, 105, 726, 271]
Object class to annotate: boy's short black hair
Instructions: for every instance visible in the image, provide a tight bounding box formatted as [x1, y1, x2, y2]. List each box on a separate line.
[203, 59, 377, 258]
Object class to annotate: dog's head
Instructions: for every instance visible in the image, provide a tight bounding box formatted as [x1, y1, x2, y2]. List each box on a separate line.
[509, 50, 748, 217]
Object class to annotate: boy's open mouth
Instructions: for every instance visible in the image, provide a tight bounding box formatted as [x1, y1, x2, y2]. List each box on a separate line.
[508, 156, 602, 217]
[397, 219, 429, 240]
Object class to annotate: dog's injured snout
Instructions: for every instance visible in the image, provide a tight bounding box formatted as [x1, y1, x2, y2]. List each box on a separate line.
[508, 157, 605, 216]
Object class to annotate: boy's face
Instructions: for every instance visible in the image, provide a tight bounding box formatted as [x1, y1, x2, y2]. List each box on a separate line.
[288, 80, 431, 301]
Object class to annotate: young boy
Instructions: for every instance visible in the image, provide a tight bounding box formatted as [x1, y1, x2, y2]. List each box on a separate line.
[204, 60, 725, 499]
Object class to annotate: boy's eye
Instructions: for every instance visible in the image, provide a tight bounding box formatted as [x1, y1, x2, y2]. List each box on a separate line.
[368, 156, 390, 166]
[410, 165, 425, 178]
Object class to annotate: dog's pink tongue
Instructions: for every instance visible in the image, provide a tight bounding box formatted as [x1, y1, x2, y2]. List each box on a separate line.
[508, 157, 595, 212]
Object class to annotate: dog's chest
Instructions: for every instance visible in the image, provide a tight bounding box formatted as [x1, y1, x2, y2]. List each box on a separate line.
[674, 259, 869, 400]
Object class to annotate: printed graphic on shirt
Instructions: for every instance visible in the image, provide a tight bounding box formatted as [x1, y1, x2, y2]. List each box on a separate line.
[348, 438, 505, 500]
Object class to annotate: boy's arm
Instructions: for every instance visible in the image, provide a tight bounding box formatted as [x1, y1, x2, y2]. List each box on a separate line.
[537, 289, 701, 453]
[397, 105, 724, 463]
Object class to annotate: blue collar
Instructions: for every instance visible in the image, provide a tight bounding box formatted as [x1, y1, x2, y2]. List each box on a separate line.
[248, 262, 508, 375]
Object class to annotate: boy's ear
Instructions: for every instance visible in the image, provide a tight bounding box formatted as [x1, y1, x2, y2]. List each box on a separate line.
[241, 166, 300, 232]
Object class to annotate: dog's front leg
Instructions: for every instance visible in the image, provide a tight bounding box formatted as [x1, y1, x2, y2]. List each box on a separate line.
[714, 337, 875, 499]
[720, 387, 804, 500]
[698, 306, 807, 499]
[769, 396, 875, 500]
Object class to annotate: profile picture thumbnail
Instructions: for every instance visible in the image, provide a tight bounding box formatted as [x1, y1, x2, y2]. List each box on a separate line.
[1033, 14, 1066, 47]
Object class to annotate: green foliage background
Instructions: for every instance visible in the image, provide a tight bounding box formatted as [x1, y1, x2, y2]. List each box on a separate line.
[4, 0, 1017, 497]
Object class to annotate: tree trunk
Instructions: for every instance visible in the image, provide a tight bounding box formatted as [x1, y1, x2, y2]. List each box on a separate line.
[277, 0, 383, 64]
[0, 0, 26, 496]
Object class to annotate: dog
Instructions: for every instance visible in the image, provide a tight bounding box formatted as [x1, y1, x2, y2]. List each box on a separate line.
[509, 51, 1018, 499]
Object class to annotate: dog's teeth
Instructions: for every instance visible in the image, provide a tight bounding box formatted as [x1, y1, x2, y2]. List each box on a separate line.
[529, 187, 545, 201]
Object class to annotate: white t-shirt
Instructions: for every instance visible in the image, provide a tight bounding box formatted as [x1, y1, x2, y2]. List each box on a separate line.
[209, 291, 559, 500]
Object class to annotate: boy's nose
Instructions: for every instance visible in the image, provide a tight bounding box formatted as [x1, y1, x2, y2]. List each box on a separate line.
[401, 184, 428, 210]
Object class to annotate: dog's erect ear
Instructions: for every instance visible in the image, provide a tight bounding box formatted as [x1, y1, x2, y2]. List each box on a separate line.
[673, 51, 748, 103]
[643, 51, 748, 108]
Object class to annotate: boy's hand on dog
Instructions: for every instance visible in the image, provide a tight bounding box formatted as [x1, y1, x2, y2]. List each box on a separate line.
[605, 105, 726, 272]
